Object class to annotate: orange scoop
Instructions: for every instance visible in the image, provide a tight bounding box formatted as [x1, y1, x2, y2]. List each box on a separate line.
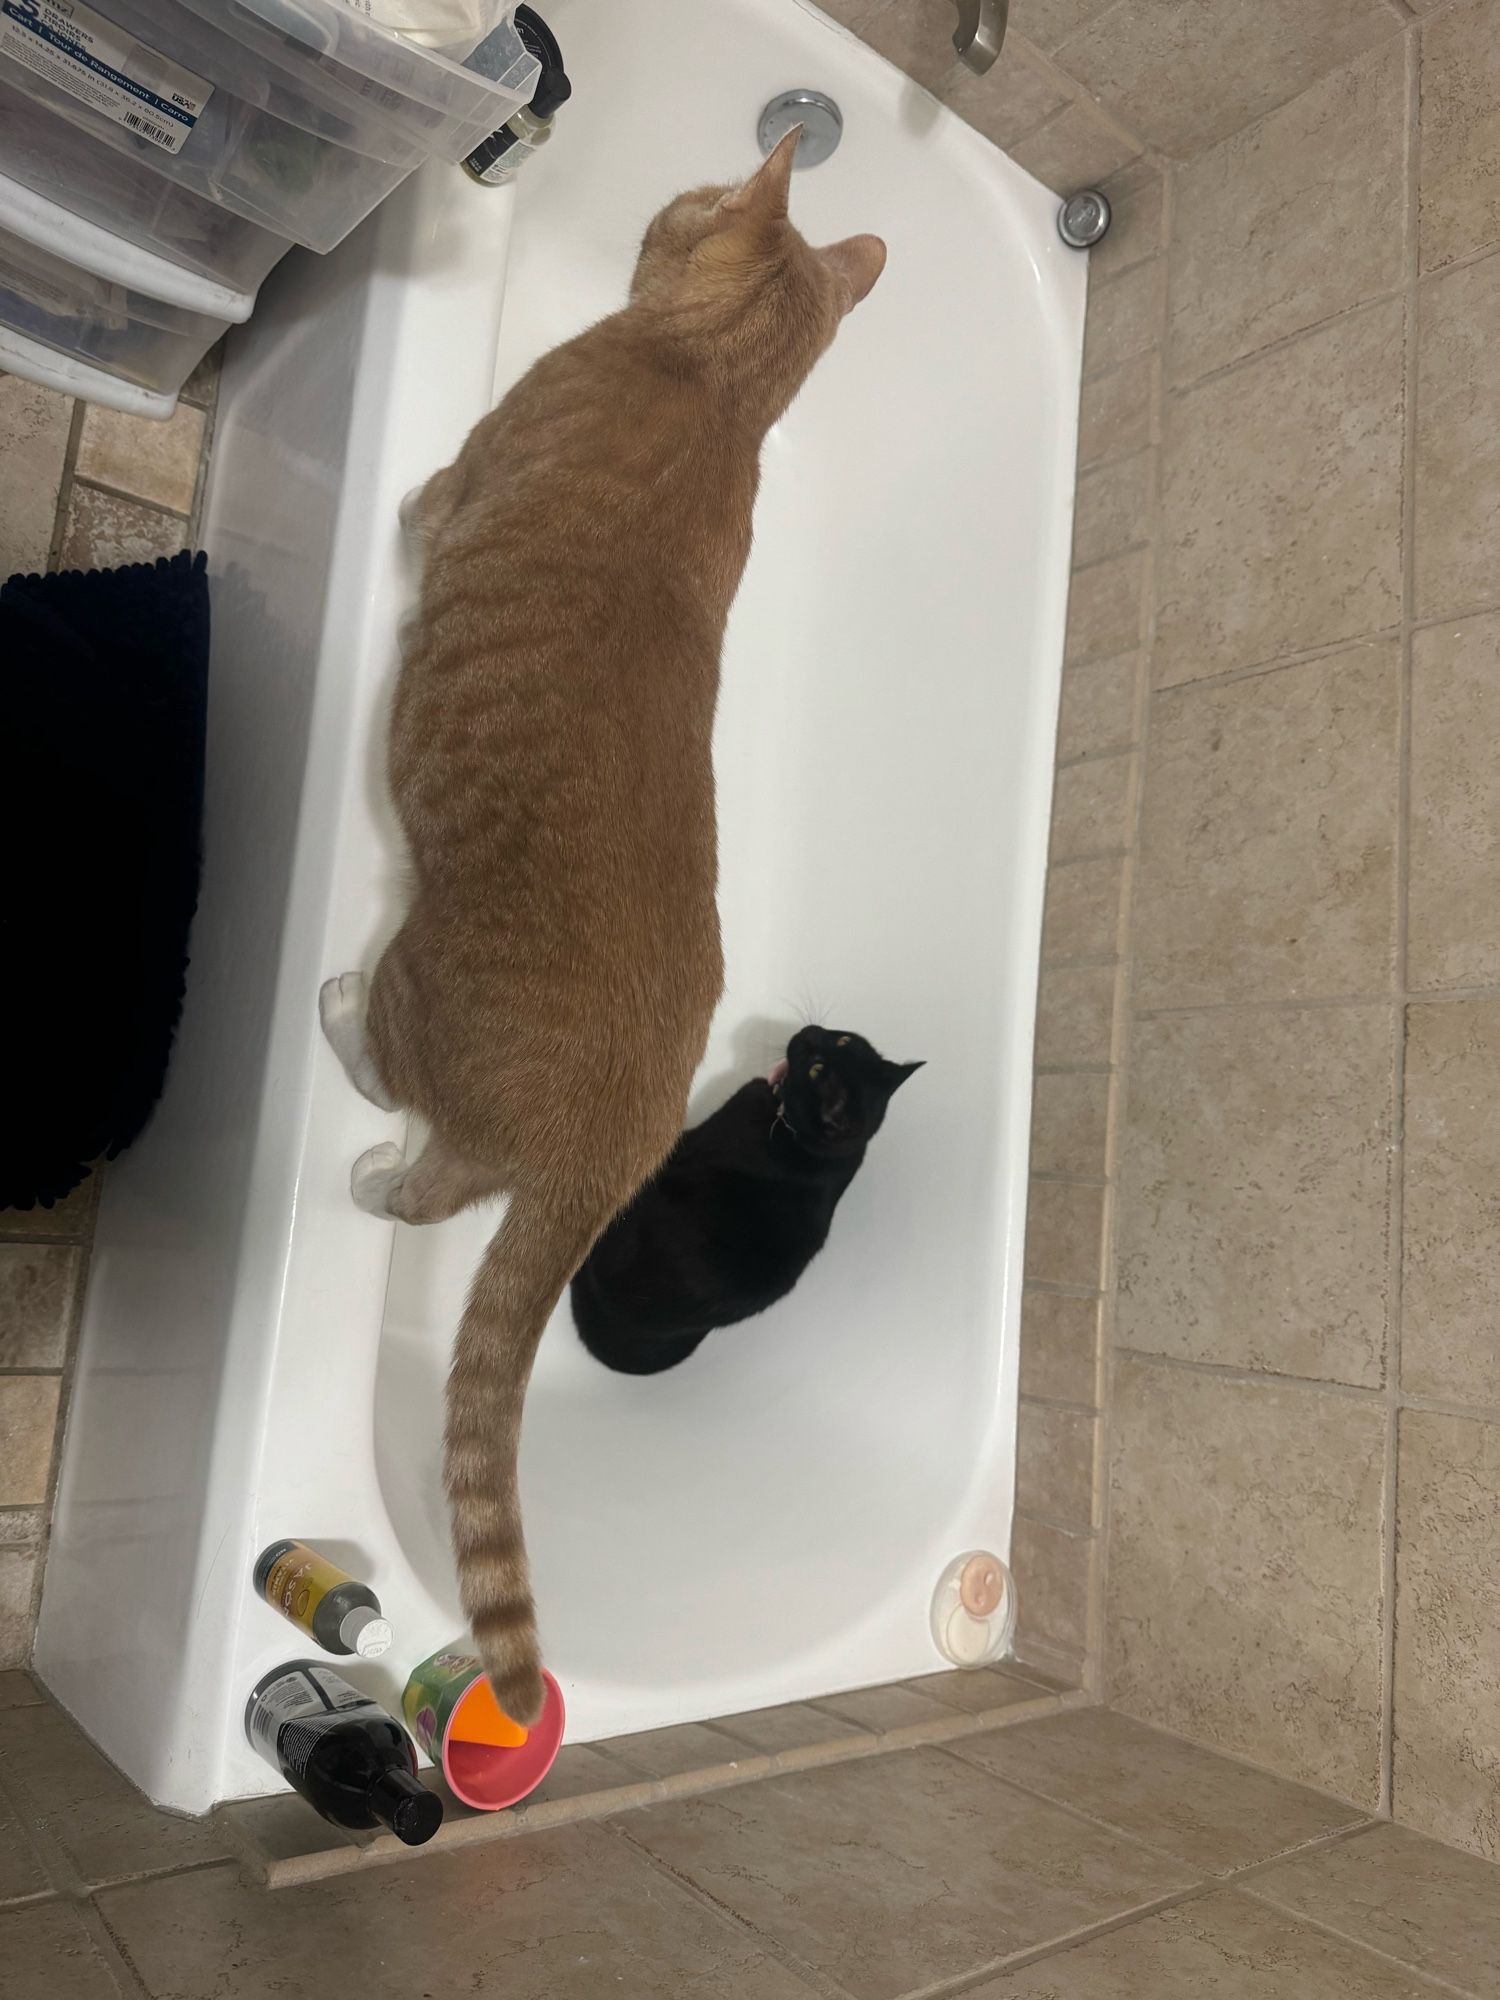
[449, 1677, 529, 1749]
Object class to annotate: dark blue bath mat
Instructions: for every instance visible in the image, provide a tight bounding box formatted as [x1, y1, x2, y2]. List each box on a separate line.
[1, 550, 210, 1211]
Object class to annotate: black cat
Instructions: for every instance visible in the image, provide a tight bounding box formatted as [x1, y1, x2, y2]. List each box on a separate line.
[570, 1026, 922, 1374]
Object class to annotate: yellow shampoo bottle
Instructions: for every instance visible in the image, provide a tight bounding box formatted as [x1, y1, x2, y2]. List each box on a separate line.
[253, 1540, 392, 1658]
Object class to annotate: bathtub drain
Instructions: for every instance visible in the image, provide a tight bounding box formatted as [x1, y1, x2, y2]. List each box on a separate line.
[757, 89, 843, 168]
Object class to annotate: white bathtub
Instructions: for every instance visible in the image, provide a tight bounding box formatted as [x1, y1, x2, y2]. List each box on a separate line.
[36, 0, 1084, 1813]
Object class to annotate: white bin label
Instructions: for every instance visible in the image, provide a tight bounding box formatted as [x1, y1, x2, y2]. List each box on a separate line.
[0, 0, 211, 154]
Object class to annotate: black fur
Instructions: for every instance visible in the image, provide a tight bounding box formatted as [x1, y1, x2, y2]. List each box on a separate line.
[570, 1026, 921, 1373]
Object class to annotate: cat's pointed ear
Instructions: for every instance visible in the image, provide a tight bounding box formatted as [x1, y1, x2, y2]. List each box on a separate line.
[721, 127, 800, 220]
[817, 234, 887, 314]
[884, 1059, 924, 1093]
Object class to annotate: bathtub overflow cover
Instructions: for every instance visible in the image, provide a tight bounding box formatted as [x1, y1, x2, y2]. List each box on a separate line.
[758, 90, 843, 168]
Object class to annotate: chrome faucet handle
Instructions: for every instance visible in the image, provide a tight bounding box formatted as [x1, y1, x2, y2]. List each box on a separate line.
[952, 0, 1008, 74]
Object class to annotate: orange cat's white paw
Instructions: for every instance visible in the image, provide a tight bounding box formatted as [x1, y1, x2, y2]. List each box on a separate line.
[320, 972, 397, 1112]
[397, 484, 427, 535]
[351, 1141, 406, 1216]
[319, 970, 367, 1045]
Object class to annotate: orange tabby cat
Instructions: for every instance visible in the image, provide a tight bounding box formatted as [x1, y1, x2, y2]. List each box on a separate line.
[320, 130, 884, 1723]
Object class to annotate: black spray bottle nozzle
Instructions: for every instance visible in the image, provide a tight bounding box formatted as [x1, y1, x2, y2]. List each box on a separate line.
[461, 5, 571, 183]
[516, 6, 570, 119]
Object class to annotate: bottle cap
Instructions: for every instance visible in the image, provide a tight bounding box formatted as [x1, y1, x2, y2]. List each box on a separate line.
[516, 5, 571, 120]
[368, 1766, 444, 1846]
[339, 1605, 393, 1658]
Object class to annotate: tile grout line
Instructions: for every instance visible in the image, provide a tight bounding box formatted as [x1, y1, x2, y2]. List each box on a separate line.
[1012, 1507, 1094, 1543]
[904, 1884, 1225, 1999]
[955, 27, 1143, 175]
[87, 1888, 198, 2000]
[44, 399, 86, 573]
[1013, 1503, 1099, 1541]
[605, 1817, 857, 2000]
[1401, 1388, 1500, 1426]
[1135, 991, 1400, 1020]
[1148, 582, 1500, 704]
[928, 1820, 1408, 1997]
[187, 368, 221, 542]
[1404, 979, 1500, 1005]
[933, 1736, 1379, 1891]
[1045, 846, 1131, 875]
[25, 1189, 100, 1650]
[1152, 621, 1404, 697]
[902, 1810, 1454, 2000]
[1079, 152, 1173, 1696]
[1116, 1346, 1387, 1402]
[1166, 284, 1406, 401]
[0, 1750, 153, 1999]
[1005, 23, 1153, 175]
[1379, 10, 1424, 1824]
[1237, 1888, 1480, 2000]
[1415, 229, 1500, 290]
[55, 474, 192, 530]
[1017, 1389, 1102, 1417]
[1113, 1347, 1500, 1426]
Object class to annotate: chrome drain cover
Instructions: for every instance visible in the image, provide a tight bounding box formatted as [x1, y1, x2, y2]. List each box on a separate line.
[757, 89, 843, 168]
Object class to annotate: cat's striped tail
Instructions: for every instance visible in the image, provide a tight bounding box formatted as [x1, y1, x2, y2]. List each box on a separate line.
[445, 1183, 613, 1726]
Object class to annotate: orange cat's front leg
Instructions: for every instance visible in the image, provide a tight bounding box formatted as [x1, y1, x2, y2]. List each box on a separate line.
[318, 970, 399, 1112]
[398, 463, 465, 549]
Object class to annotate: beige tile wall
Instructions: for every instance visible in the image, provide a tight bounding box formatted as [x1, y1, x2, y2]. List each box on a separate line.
[0, 354, 216, 1666]
[845, 0, 1500, 1859]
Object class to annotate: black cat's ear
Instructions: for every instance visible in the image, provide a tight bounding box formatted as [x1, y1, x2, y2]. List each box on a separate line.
[884, 1060, 924, 1092]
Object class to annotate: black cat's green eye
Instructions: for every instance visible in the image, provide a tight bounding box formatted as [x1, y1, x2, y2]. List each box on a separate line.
[809, 1061, 824, 1078]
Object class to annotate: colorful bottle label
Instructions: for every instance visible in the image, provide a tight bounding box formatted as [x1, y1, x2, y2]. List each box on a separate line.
[402, 1648, 489, 1762]
[260, 1544, 351, 1636]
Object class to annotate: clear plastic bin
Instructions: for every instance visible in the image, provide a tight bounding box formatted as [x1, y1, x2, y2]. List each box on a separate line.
[0, 0, 537, 252]
[0, 79, 289, 306]
[0, 217, 226, 401]
[175, 0, 539, 152]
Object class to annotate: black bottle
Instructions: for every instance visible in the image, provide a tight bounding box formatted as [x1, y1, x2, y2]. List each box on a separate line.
[462, 6, 571, 183]
[246, 1663, 443, 1846]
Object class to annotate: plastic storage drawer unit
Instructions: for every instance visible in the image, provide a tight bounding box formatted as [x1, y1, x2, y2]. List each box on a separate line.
[0, 217, 227, 415]
[0, 0, 537, 251]
[0, 82, 282, 310]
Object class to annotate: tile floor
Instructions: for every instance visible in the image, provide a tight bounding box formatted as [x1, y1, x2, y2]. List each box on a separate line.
[4, 1668, 1498, 1998]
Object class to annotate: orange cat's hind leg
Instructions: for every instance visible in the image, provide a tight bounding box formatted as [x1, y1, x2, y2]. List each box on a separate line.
[351, 1137, 507, 1225]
